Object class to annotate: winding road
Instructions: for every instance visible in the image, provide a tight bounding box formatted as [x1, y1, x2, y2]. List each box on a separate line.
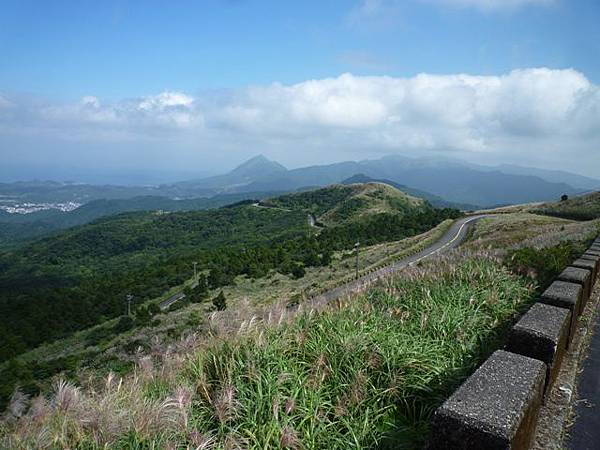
[160, 214, 487, 310]
[307, 214, 487, 305]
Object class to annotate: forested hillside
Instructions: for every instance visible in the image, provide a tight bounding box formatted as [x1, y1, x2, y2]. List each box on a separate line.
[0, 184, 460, 363]
[0, 191, 282, 248]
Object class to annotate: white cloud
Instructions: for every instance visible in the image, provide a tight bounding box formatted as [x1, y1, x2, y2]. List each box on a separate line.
[346, 0, 555, 31]
[425, 0, 556, 11]
[33, 91, 203, 139]
[207, 68, 596, 152]
[0, 95, 13, 109]
[346, 0, 405, 29]
[1, 68, 599, 172]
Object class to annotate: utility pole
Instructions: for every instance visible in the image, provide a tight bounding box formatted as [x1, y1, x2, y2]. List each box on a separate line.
[354, 241, 360, 279]
[126, 294, 133, 316]
[193, 261, 198, 285]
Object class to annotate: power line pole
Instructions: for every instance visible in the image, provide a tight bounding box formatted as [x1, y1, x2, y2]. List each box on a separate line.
[354, 241, 360, 279]
[193, 261, 198, 285]
[126, 294, 133, 316]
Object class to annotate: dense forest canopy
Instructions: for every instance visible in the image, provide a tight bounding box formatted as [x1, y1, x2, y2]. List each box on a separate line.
[0, 184, 460, 363]
[0, 191, 283, 249]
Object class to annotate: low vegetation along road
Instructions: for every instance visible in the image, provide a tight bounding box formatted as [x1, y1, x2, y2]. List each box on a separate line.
[160, 214, 486, 310]
[309, 214, 487, 306]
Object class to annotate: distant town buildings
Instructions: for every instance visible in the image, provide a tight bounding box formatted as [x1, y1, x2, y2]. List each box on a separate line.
[0, 201, 81, 214]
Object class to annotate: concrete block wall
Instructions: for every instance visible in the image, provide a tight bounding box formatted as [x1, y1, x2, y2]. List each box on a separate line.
[428, 238, 599, 449]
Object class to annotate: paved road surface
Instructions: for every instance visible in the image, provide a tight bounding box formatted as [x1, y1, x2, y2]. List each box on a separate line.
[159, 281, 198, 310]
[160, 292, 186, 310]
[160, 215, 486, 310]
[568, 309, 600, 450]
[307, 214, 486, 305]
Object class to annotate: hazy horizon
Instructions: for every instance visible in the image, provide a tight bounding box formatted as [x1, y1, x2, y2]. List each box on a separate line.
[2, 0, 600, 183]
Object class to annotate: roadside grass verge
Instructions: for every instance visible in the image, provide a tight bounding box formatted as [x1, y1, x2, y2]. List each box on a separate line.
[465, 213, 599, 252]
[0, 218, 455, 394]
[1, 252, 534, 449]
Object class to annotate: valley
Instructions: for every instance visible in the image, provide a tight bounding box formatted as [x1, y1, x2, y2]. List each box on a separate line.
[2, 196, 598, 448]
[0, 182, 459, 363]
[1, 164, 599, 449]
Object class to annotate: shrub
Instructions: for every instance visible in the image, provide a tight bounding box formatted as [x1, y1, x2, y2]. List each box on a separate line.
[113, 315, 134, 334]
[506, 242, 582, 292]
[291, 263, 306, 279]
[212, 290, 227, 311]
[84, 325, 113, 346]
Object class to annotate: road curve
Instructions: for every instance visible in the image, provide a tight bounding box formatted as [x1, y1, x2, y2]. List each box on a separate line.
[159, 292, 186, 310]
[159, 281, 199, 310]
[160, 215, 486, 311]
[308, 215, 487, 305]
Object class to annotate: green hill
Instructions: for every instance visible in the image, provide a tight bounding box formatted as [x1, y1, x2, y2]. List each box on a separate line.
[3, 211, 597, 449]
[535, 191, 600, 220]
[261, 182, 427, 226]
[340, 174, 478, 210]
[0, 191, 283, 249]
[0, 183, 460, 367]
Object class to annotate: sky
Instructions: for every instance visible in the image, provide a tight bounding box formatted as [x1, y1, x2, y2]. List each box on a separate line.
[1, 0, 600, 183]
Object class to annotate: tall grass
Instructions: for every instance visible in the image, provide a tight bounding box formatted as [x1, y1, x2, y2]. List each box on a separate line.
[1, 251, 533, 449]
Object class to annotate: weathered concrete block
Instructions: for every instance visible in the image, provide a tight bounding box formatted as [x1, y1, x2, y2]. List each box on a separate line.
[428, 350, 546, 450]
[506, 303, 571, 391]
[539, 281, 582, 339]
[572, 257, 598, 283]
[582, 252, 600, 260]
[557, 266, 592, 307]
[589, 244, 600, 253]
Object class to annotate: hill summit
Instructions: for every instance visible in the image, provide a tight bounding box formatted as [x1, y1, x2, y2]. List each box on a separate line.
[229, 154, 287, 178]
[261, 182, 427, 226]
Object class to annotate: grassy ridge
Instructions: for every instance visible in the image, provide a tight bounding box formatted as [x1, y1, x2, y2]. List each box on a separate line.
[261, 183, 424, 226]
[0, 255, 533, 449]
[535, 191, 600, 221]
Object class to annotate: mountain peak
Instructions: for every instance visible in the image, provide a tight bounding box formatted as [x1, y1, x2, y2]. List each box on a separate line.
[229, 155, 287, 178]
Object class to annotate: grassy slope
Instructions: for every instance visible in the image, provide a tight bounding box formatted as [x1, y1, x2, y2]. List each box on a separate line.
[4, 220, 454, 387]
[0, 254, 534, 449]
[464, 213, 599, 250]
[262, 183, 425, 226]
[0, 183, 456, 397]
[3, 213, 599, 449]
[534, 191, 600, 220]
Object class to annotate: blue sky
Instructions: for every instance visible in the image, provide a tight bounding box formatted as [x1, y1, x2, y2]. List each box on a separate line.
[1, 0, 600, 182]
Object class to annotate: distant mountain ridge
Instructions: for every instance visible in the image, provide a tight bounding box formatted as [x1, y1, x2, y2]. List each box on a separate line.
[2, 154, 597, 214]
[172, 155, 287, 193]
[185, 154, 586, 208]
[487, 164, 600, 191]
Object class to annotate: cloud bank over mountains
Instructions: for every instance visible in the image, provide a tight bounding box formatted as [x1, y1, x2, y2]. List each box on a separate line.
[1, 67, 599, 174]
